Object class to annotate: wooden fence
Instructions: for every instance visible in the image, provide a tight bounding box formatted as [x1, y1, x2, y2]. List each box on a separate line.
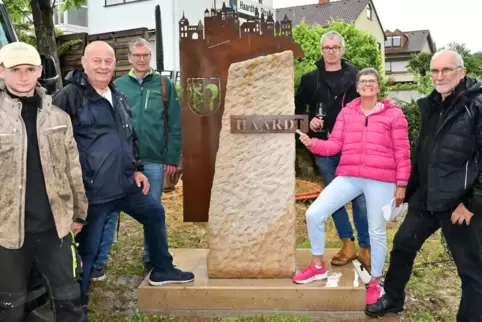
[56, 28, 149, 83]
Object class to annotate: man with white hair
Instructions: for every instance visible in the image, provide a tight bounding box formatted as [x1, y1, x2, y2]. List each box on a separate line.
[366, 50, 482, 321]
[295, 30, 370, 271]
[90, 37, 182, 279]
[52, 41, 194, 316]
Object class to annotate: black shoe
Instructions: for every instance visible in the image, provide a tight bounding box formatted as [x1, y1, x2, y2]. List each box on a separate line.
[365, 294, 403, 317]
[90, 268, 106, 281]
[143, 261, 153, 277]
[148, 267, 194, 286]
[81, 305, 90, 322]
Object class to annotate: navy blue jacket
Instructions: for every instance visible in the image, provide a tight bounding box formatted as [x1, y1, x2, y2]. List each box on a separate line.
[52, 70, 144, 205]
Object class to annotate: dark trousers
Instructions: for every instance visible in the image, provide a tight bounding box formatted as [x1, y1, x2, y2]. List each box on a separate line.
[77, 183, 173, 305]
[384, 207, 482, 322]
[0, 229, 85, 322]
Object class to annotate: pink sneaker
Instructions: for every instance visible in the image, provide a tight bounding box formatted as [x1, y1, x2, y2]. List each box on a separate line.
[292, 262, 328, 284]
[366, 280, 384, 304]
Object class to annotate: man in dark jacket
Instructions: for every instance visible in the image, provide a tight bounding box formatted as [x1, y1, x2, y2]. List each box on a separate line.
[295, 31, 370, 270]
[366, 50, 482, 322]
[52, 41, 194, 313]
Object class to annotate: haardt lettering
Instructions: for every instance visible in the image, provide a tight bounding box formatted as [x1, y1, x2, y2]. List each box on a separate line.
[230, 115, 309, 133]
[284, 119, 294, 129]
[273, 119, 283, 130]
[251, 120, 259, 130]
[236, 119, 246, 130]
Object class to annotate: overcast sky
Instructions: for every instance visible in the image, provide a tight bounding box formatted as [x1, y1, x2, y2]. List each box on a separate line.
[273, 0, 481, 52]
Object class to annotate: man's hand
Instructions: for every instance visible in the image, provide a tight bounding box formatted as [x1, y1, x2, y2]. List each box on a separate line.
[451, 203, 474, 225]
[310, 118, 324, 132]
[71, 222, 83, 236]
[164, 165, 177, 178]
[296, 130, 313, 149]
[134, 171, 150, 195]
[394, 186, 406, 207]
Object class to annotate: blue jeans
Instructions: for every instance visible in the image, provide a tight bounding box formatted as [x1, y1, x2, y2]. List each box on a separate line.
[141, 162, 165, 263]
[93, 211, 119, 270]
[76, 182, 173, 305]
[314, 155, 370, 248]
[306, 176, 395, 277]
[93, 162, 165, 268]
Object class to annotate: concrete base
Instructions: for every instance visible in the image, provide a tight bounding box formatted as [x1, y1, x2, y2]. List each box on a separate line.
[138, 249, 377, 319]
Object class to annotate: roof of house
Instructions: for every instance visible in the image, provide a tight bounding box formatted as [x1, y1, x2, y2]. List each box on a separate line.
[276, 0, 384, 35]
[386, 29, 436, 55]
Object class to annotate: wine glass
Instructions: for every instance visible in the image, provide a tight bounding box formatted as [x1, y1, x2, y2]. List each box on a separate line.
[315, 103, 326, 133]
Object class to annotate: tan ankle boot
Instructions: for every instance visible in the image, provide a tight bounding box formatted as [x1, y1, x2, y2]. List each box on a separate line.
[357, 247, 371, 273]
[331, 238, 357, 266]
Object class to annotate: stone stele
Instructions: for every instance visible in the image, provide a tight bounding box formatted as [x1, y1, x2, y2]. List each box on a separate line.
[207, 50, 297, 278]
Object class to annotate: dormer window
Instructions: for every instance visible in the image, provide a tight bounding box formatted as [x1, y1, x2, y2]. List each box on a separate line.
[392, 36, 401, 46]
[385, 36, 401, 48]
[366, 4, 372, 20]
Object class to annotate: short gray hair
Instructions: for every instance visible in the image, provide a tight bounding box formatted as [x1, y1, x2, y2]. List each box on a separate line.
[128, 37, 151, 54]
[431, 49, 465, 68]
[320, 31, 345, 48]
[356, 67, 380, 84]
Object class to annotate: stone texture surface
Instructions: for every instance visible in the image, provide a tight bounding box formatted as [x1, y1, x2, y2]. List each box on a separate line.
[207, 50, 297, 278]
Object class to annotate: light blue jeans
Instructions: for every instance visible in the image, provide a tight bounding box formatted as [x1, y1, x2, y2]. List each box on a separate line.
[306, 176, 395, 278]
[93, 211, 119, 270]
[314, 155, 369, 248]
[141, 162, 165, 263]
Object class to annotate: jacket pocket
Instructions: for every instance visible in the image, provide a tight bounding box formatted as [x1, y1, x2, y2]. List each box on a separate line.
[43, 125, 68, 177]
[0, 133, 15, 176]
[0, 133, 19, 242]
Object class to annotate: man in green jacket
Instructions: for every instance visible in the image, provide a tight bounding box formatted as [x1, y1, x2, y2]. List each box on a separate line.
[90, 37, 181, 279]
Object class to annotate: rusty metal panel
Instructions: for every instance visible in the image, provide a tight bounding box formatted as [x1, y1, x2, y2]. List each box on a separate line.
[180, 4, 303, 222]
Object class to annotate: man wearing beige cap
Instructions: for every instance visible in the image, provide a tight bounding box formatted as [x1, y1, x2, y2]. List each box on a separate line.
[0, 42, 88, 322]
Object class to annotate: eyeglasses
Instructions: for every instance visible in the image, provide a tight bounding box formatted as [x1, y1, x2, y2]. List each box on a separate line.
[130, 53, 151, 60]
[430, 66, 461, 77]
[358, 79, 378, 85]
[322, 46, 341, 53]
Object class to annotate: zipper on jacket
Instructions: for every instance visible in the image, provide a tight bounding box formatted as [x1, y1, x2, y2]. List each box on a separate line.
[464, 161, 469, 189]
[144, 90, 150, 109]
[359, 115, 368, 173]
[18, 122, 27, 248]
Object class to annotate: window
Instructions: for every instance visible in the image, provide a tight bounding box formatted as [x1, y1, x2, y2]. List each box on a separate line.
[366, 4, 372, 20]
[67, 6, 88, 27]
[392, 36, 401, 47]
[105, 0, 148, 6]
[53, 8, 65, 25]
[53, 1, 88, 27]
[0, 20, 10, 49]
[385, 37, 392, 48]
[386, 60, 409, 73]
[385, 36, 401, 48]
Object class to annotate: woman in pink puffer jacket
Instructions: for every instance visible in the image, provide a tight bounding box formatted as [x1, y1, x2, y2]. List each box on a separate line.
[294, 68, 411, 306]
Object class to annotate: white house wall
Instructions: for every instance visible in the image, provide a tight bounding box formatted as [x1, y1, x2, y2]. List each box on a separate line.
[88, 0, 275, 72]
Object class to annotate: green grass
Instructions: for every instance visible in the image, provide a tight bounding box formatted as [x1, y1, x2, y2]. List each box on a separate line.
[87, 182, 460, 321]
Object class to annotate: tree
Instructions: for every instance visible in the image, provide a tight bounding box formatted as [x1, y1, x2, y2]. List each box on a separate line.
[292, 19, 384, 92]
[406, 52, 432, 77]
[442, 42, 482, 79]
[6, 0, 87, 89]
[398, 42, 482, 151]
